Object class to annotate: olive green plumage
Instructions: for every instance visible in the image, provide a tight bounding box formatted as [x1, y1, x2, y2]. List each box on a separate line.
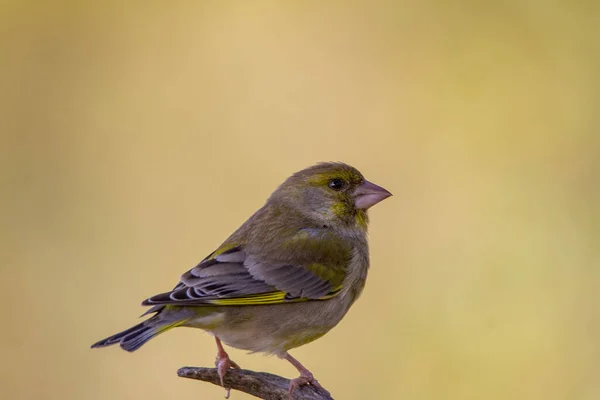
[92, 161, 391, 363]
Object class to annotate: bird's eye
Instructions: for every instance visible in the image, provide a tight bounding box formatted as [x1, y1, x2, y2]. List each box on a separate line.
[328, 178, 346, 191]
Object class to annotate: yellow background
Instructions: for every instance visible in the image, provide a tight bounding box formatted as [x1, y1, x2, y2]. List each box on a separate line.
[1, 1, 598, 399]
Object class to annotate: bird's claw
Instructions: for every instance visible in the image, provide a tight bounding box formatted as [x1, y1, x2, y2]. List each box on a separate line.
[288, 372, 329, 400]
[215, 355, 240, 399]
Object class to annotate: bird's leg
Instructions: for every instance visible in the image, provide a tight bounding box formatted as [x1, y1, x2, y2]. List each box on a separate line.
[285, 353, 330, 400]
[214, 337, 240, 399]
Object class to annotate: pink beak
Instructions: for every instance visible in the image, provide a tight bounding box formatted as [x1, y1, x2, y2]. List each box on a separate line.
[354, 180, 392, 209]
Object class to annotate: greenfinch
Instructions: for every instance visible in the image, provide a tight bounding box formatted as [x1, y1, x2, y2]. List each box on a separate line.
[92, 162, 391, 398]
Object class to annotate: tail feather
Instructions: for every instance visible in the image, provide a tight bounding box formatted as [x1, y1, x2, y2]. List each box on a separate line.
[120, 325, 157, 352]
[91, 316, 187, 352]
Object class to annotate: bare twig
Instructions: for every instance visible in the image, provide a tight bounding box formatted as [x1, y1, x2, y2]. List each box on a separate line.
[178, 366, 334, 400]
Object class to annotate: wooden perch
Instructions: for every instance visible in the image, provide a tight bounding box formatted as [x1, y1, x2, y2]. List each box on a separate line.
[178, 366, 335, 400]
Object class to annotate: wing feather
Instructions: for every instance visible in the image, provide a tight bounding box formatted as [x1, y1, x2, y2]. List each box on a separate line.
[142, 229, 350, 307]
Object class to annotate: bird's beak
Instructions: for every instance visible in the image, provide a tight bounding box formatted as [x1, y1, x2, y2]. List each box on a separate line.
[354, 180, 392, 209]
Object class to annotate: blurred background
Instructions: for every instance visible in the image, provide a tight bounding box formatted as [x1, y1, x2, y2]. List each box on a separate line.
[1, 1, 598, 399]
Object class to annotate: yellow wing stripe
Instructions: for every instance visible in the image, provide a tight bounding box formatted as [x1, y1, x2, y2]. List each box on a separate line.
[207, 243, 240, 260]
[206, 287, 342, 306]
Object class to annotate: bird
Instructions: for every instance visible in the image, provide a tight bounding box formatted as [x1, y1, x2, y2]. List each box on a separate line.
[92, 162, 392, 399]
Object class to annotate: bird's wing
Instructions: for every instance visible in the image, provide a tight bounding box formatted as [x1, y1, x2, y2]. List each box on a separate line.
[142, 229, 350, 306]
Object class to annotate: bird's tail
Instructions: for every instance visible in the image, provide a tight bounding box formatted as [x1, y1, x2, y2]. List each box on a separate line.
[91, 313, 188, 352]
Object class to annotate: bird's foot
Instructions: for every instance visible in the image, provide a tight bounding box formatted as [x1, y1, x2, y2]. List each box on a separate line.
[288, 370, 329, 400]
[215, 341, 240, 399]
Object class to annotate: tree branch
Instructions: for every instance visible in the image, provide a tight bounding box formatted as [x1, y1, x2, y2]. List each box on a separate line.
[178, 366, 334, 400]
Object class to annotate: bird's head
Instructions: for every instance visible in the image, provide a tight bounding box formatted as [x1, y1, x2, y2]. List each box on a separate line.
[270, 162, 392, 230]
